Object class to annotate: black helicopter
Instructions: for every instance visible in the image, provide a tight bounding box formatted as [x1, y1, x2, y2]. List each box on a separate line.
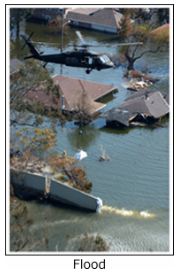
[21, 31, 142, 74]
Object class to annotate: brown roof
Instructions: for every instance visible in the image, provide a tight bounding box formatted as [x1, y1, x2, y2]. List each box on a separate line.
[68, 8, 100, 15]
[150, 24, 169, 42]
[52, 75, 116, 113]
[66, 8, 123, 29]
[150, 23, 169, 35]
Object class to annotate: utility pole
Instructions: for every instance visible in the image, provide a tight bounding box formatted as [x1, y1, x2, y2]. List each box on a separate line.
[60, 9, 68, 75]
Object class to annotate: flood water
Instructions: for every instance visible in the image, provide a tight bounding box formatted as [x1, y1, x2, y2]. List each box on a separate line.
[11, 23, 170, 252]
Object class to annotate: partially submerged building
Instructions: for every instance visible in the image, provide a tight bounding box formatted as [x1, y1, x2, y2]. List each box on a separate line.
[23, 75, 117, 116]
[52, 75, 116, 115]
[104, 90, 169, 128]
[66, 8, 123, 34]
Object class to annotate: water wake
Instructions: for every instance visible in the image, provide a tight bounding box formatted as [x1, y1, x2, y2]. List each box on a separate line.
[101, 205, 156, 219]
[30, 218, 79, 231]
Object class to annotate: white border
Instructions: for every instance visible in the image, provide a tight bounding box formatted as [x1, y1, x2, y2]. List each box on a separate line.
[1, 1, 176, 271]
[5, 1, 174, 256]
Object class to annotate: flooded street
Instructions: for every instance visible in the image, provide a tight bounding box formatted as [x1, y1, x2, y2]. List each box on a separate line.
[11, 23, 170, 252]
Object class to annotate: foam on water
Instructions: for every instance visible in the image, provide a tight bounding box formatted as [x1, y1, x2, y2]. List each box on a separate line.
[101, 205, 156, 219]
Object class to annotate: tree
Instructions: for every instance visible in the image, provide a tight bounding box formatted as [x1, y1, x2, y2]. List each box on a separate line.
[10, 60, 62, 119]
[122, 44, 161, 71]
[12, 127, 56, 167]
[74, 80, 95, 126]
[119, 13, 133, 38]
[10, 8, 32, 39]
[119, 23, 166, 72]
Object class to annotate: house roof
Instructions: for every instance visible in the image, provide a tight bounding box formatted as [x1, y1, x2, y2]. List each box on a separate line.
[104, 108, 135, 127]
[150, 23, 169, 35]
[104, 91, 169, 126]
[52, 75, 116, 113]
[68, 8, 100, 15]
[120, 91, 169, 118]
[66, 8, 123, 29]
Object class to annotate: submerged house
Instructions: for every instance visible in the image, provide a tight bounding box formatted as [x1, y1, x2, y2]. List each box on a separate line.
[104, 90, 169, 128]
[66, 8, 123, 34]
[23, 75, 117, 115]
[52, 75, 117, 115]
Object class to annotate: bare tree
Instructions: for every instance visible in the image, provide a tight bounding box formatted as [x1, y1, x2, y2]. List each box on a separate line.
[123, 44, 161, 71]
[75, 80, 94, 125]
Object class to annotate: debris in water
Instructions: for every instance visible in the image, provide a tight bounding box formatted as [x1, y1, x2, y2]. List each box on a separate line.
[98, 145, 110, 162]
[74, 150, 88, 160]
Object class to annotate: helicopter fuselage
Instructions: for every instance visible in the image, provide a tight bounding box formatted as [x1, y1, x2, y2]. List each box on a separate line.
[22, 34, 114, 73]
[33, 50, 114, 71]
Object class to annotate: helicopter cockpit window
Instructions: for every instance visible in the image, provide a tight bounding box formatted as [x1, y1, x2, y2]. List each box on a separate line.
[88, 57, 93, 65]
[99, 55, 111, 64]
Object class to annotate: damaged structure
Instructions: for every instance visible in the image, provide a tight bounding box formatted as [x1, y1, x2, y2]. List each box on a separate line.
[11, 169, 103, 212]
[104, 90, 169, 128]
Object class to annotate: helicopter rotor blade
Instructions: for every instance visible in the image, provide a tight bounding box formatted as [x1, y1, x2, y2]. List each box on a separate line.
[31, 41, 59, 46]
[67, 41, 143, 49]
[76, 31, 86, 44]
[117, 42, 143, 46]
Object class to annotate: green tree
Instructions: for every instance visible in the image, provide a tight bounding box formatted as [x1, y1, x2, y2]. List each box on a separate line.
[15, 127, 56, 159]
[10, 60, 61, 118]
[119, 24, 166, 72]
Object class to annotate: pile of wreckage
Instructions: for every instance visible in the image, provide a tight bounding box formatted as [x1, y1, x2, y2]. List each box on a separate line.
[126, 70, 159, 92]
[103, 90, 169, 128]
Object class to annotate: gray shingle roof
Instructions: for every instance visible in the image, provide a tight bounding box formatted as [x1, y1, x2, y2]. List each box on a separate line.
[120, 91, 169, 118]
[104, 91, 169, 126]
[66, 8, 123, 29]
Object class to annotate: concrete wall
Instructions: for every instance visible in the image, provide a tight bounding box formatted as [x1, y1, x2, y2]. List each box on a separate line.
[10, 169, 102, 212]
[50, 179, 99, 211]
[11, 169, 45, 192]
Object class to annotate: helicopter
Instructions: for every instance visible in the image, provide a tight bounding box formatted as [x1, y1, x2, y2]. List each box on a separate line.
[21, 31, 143, 74]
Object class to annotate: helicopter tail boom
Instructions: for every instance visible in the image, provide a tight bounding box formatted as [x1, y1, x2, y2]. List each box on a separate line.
[21, 34, 40, 59]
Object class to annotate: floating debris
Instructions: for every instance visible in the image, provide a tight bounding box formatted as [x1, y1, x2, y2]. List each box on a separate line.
[127, 79, 152, 92]
[98, 145, 110, 162]
[74, 150, 88, 160]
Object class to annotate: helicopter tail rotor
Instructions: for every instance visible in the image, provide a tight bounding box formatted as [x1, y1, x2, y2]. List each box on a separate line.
[21, 32, 41, 59]
[21, 32, 34, 50]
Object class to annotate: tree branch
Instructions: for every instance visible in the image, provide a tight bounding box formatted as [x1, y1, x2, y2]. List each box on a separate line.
[133, 46, 161, 61]
[131, 45, 139, 58]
